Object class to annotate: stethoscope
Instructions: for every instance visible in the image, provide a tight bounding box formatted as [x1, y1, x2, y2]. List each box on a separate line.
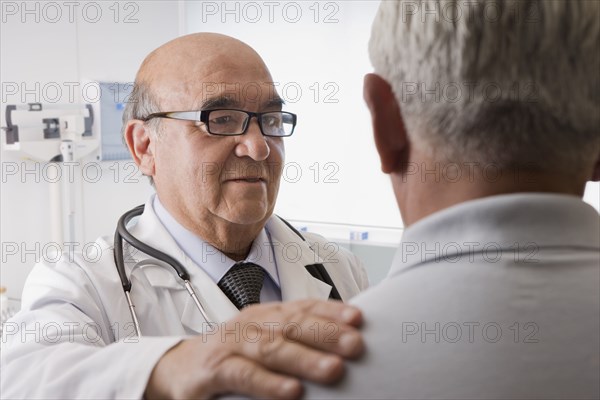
[113, 204, 342, 337]
[113, 204, 211, 337]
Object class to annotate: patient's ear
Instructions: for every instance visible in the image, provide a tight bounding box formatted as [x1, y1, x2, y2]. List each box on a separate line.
[363, 73, 408, 174]
[124, 120, 155, 177]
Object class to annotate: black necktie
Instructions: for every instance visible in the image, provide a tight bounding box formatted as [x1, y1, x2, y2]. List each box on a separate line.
[218, 262, 265, 310]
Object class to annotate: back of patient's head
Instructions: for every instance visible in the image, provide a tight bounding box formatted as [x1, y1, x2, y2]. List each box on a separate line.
[369, 0, 599, 177]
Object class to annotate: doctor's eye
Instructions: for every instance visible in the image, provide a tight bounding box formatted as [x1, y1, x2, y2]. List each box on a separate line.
[209, 111, 242, 126]
[263, 114, 283, 127]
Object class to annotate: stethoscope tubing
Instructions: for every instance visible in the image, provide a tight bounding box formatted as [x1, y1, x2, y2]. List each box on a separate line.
[113, 204, 341, 337]
[114, 204, 210, 337]
[116, 205, 190, 284]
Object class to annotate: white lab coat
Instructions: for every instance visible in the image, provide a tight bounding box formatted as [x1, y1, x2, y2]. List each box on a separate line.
[0, 198, 369, 399]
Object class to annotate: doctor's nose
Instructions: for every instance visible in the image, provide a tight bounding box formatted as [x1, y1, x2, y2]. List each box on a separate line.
[234, 118, 270, 161]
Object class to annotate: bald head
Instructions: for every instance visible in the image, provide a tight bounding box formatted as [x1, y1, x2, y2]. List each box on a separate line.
[135, 33, 275, 111]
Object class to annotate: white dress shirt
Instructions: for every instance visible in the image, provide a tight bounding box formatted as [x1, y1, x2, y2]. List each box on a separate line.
[153, 196, 282, 302]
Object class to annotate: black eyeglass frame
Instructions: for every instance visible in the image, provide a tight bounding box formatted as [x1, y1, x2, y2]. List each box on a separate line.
[141, 109, 297, 137]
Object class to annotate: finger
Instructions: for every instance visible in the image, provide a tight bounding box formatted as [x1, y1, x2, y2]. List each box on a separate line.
[274, 309, 364, 359]
[298, 318, 364, 359]
[244, 337, 345, 384]
[212, 356, 302, 400]
[242, 301, 364, 358]
[294, 299, 363, 327]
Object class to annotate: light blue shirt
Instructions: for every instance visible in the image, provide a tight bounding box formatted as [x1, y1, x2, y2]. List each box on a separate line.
[153, 195, 282, 302]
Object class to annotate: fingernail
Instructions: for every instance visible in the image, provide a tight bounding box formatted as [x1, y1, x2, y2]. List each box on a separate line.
[339, 332, 359, 352]
[318, 356, 339, 372]
[279, 379, 300, 397]
[341, 307, 359, 323]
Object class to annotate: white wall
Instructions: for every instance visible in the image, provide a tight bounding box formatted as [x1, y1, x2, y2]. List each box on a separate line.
[185, 1, 403, 229]
[1, 1, 181, 299]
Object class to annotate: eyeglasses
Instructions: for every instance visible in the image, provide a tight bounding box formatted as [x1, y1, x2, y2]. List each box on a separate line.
[142, 109, 297, 137]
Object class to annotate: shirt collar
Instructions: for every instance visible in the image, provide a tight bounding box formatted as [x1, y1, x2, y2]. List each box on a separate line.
[390, 193, 600, 276]
[152, 195, 280, 287]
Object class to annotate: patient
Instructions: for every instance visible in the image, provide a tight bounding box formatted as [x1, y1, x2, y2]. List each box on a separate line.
[307, 0, 600, 398]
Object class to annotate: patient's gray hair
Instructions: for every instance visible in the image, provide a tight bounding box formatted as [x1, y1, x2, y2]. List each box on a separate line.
[369, 0, 599, 173]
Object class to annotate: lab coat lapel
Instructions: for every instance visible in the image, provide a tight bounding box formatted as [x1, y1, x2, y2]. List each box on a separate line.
[266, 216, 333, 301]
[127, 196, 238, 333]
[179, 258, 239, 331]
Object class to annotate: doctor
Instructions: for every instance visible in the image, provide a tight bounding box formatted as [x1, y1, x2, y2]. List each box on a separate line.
[1, 33, 368, 399]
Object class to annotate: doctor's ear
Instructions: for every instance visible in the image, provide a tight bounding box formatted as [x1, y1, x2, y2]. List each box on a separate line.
[363, 73, 409, 174]
[124, 120, 156, 176]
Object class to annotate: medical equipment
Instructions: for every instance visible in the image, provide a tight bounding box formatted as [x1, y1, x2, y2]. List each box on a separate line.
[3, 103, 97, 161]
[2, 103, 99, 246]
[94, 81, 134, 160]
[113, 204, 342, 337]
